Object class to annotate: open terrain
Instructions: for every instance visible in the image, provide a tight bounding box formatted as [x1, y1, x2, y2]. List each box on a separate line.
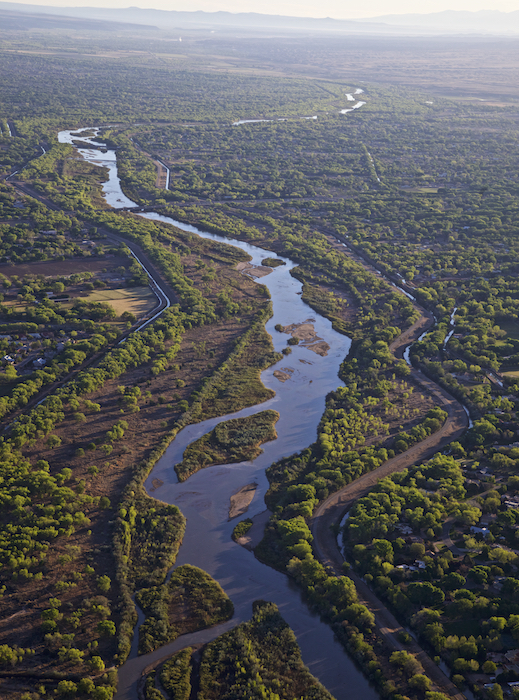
[1, 15, 519, 700]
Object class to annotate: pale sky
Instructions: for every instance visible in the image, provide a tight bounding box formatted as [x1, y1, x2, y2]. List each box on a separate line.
[9, 0, 519, 19]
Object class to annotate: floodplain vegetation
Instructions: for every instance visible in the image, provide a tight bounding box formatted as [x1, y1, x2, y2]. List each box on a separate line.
[142, 601, 335, 700]
[1, 18, 519, 700]
[136, 564, 233, 655]
[175, 409, 279, 481]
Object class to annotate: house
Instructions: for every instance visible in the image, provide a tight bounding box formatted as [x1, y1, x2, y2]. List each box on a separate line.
[395, 524, 413, 535]
[33, 358, 46, 368]
[470, 526, 492, 538]
[504, 650, 519, 670]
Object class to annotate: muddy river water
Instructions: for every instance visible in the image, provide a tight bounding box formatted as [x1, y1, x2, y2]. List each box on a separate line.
[59, 127, 380, 700]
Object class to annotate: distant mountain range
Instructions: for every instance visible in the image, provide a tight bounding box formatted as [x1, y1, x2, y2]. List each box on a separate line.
[1, 2, 519, 35]
[358, 10, 519, 34]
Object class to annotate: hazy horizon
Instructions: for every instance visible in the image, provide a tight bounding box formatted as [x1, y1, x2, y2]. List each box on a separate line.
[3, 0, 519, 20]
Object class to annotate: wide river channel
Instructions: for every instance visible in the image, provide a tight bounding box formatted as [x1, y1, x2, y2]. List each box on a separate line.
[58, 127, 380, 700]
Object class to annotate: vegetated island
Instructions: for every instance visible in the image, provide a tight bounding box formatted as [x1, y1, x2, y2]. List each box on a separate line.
[136, 564, 234, 654]
[142, 601, 335, 700]
[175, 409, 279, 481]
[261, 257, 286, 267]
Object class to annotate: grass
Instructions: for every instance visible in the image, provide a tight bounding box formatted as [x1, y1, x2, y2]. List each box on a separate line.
[444, 619, 480, 637]
[401, 187, 439, 193]
[503, 370, 519, 378]
[499, 319, 519, 341]
[85, 286, 156, 316]
[136, 564, 233, 654]
[175, 409, 279, 481]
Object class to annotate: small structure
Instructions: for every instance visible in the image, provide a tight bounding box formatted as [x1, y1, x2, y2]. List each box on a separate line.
[470, 526, 492, 538]
[504, 650, 519, 672]
[395, 523, 413, 535]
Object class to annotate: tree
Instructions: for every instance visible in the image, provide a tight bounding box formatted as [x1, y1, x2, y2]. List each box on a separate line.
[56, 680, 78, 698]
[409, 674, 432, 692]
[58, 646, 84, 664]
[89, 655, 105, 672]
[409, 542, 426, 559]
[78, 678, 96, 694]
[0, 645, 19, 666]
[442, 572, 466, 591]
[97, 620, 116, 637]
[482, 660, 497, 674]
[407, 582, 445, 607]
[373, 538, 394, 564]
[486, 685, 504, 700]
[390, 650, 421, 676]
[97, 575, 111, 593]
[46, 434, 62, 448]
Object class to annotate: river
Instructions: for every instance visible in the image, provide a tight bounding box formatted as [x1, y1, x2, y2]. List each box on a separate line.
[59, 127, 380, 700]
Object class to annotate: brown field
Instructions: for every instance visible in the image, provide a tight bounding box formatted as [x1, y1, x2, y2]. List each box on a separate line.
[0, 255, 128, 279]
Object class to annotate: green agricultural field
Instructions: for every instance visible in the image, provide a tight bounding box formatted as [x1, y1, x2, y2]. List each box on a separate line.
[85, 286, 156, 317]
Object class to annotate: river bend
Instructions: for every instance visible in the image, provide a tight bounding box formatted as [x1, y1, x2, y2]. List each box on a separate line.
[59, 127, 379, 700]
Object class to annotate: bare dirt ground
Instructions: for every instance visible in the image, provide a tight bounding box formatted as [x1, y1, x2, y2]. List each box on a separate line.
[229, 482, 257, 520]
[236, 261, 272, 278]
[279, 320, 330, 356]
[273, 369, 292, 382]
[154, 160, 168, 189]
[237, 509, 272, 550]
[0, 255, 129, 279]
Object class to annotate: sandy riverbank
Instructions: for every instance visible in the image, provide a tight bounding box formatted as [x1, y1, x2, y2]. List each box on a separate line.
[281, 319, 330, 356]
[229, 482, 258, 519]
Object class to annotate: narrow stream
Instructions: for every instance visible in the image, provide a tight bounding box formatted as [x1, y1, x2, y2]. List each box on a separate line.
[59, 128, 380, 700]
[443, 306, 458, 349]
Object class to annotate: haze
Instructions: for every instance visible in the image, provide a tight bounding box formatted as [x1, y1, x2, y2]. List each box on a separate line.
[6, 0, 519, 19]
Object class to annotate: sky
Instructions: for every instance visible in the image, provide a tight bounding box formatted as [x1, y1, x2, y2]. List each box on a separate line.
[8, 0, 519, 19]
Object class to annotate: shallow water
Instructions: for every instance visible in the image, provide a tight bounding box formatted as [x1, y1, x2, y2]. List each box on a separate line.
[61, 128, 380, 700]
[58, 127, 138, 208]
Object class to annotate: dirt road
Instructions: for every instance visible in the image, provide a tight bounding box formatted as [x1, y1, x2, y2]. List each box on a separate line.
[311, 304, 468, 698]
